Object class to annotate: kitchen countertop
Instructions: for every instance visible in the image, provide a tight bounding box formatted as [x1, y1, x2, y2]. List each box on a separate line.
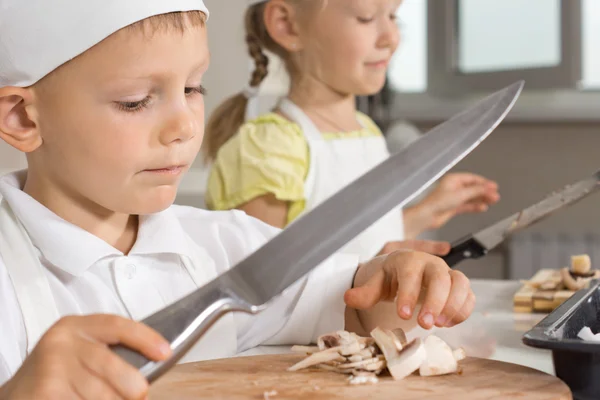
[243, 279, 555, 375]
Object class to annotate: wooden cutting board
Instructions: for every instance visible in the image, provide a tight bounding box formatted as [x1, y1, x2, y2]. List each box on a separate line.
[149, 354, 571, 399]
[513, 269, 575, 313]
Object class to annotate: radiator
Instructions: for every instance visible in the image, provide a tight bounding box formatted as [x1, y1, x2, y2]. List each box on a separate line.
[508, 232, 600, 280]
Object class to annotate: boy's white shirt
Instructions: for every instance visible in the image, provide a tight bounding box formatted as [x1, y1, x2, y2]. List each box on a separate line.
[0, 171, 358, 386]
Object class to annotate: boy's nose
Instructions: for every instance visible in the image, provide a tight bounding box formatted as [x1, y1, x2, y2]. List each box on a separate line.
[159, 109, 197, 145]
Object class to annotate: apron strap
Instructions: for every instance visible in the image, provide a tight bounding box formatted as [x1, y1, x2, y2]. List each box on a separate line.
[0, 198, 60, 353]
[278, 98, 323, 142]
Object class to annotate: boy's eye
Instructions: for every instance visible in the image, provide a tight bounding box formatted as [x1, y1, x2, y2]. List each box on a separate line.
[358, 16, 375, 23]
[116, 97, 151, 113]
[185, 85, 207, 96]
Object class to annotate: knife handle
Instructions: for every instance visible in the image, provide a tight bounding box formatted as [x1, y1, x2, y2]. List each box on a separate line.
[441, 236, 488, 268]
[110, 281, 255, 383]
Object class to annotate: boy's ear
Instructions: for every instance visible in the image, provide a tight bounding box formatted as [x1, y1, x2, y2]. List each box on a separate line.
[263, 0, 304, 53]
[0, 87, 42, 153]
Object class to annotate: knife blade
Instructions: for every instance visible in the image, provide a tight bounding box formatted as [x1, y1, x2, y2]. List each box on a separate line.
[442, 170, 600, 267]
[111, 81, 524, 382]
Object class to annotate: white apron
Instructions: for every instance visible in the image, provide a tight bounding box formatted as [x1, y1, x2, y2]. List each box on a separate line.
[0, 197, 236, 360]
[278, 99, 405, 262]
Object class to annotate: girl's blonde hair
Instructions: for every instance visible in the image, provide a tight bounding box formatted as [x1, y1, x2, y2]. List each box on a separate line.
[203, 1, 311, 162]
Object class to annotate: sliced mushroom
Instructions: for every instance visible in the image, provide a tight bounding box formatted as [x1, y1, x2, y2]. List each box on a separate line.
[386, 338, 427, 381]
[338, 355, 385, 370]
[370, 327, 401, 361]
[453, 348, 467, 362]
[363, 360, 386, 372]
[359, 347, 378, 359]
[348, 355, 363, 363]
[391, 328, 408, 349]
[561, 267, 590, 291]
[317, 333, 342, 350]
[571, 254, 592, 275]
[288, 350, 345, 372]
[419, 335, 458, 377]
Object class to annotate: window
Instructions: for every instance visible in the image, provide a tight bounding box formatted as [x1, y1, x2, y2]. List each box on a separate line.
[389, 0, 600, 94]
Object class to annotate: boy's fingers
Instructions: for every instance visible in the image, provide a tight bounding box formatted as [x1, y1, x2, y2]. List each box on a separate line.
[70, 315, 171, 361]
[436, 270, 470, 327]
[418, 265, 452, 329]
[449, 291, 476, 327]
[344, 269, 386, 310]
[395, 258, 425, 319]
[72, 366, 123, 400]
[79, 341, 148, 400]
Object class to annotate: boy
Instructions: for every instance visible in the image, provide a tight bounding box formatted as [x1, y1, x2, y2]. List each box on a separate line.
[0, 1, 473, 399]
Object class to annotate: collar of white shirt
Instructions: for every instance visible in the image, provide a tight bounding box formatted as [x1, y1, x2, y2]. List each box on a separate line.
[0, 170, 196, 276]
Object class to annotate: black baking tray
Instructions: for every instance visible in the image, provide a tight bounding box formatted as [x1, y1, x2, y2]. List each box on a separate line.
[523, 280, 600, 400]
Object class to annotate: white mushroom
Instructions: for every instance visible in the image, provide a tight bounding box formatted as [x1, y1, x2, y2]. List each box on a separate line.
[288, 349, 345, 371]
[453, 348, 467, 362]
[338, 355, 385, 370]
[386, 338, 427, 380]
[370, 327, 401, 361]
[391, 328, 408, 349]
[571, 254, 592, 275]
[348, 355, 363, 363]
[419, 335, 458, 377]
[317, 332, 342, 350]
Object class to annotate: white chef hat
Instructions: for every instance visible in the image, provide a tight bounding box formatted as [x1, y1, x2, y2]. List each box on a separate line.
[0, 0, 210, 88]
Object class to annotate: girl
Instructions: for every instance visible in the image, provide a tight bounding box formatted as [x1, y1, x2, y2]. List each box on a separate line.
[205, 0, 500, 262]
[0, 1, 474, 399]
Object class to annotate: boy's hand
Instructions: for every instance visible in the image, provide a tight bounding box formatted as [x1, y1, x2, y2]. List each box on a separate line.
[377, 239, 451, 257]
[0, 315, 171, 400]
[345, 251, 475, 331]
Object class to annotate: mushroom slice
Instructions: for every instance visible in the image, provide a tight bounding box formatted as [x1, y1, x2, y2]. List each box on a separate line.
[288, 350, 345, 372]
[364, 360, 387, 371]
[453, 348, 467, 362]
[359, 347, 377, 359]
[561, 267, 589, 291]
[291, 345, 320, 354]
[419, 335, 458, 377]
[571, 254, 592, 275]
[339, 341, 362, 356]
[317, 333, 342, 350]
[386, 338, 427, 381]
[371, 327, 401, 361]
[338, 355, 385, 370]
[391, 328, 408, 349]
[348, 355, 364, 363]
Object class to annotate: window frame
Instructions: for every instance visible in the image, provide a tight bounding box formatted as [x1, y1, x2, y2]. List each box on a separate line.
[426, 0, 582, 96]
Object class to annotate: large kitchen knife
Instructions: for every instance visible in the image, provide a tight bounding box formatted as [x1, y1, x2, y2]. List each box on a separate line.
[112, 81, 524, 382]
[442, 170, 600, 267]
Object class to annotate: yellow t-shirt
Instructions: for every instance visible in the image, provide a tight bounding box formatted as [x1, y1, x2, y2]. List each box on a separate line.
[205, 112, 383, 225]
